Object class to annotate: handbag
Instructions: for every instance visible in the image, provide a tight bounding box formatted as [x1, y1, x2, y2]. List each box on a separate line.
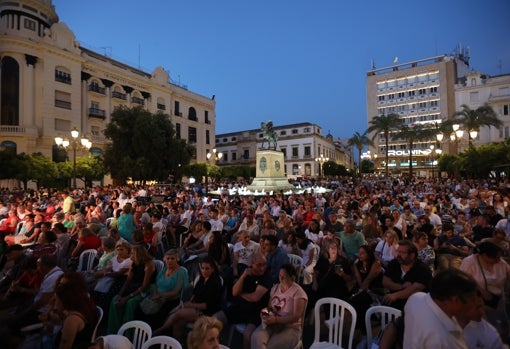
[139, 296, 164, 315]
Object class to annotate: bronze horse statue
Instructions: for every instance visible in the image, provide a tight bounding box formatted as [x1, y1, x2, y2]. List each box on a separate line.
[261, 121, 278, 150]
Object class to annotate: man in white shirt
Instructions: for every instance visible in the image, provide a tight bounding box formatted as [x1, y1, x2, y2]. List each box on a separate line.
[404, 269, 480, 349]
[208, 208, 224, 232]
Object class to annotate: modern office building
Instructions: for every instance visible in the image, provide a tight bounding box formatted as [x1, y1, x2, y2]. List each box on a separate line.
[365, 51, 470, 176]
[215, 122, 353, 178]
[0, 0, 216, 165]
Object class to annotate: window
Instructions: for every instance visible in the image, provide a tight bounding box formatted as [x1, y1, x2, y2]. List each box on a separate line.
[304, 127, 311, 133]
[91, 126, 100, 136]
[505, 127, 509, 139]
[174, 101, 181, 116]
[387, 93, 395, 100]
[429, 87, 438, 93]
[243, 149, 249, 159]
[55, 69, 71, 84]
[222, 138, 227, 142]
[188, 107, 197, 121]
[292, 129, 298, 134]
[503, 104, 509, 116]
[430, 100, 439, 107]
[1, 56, 20, 126]
[258, 133, 264, 138]
[205, 110, 210, 124]
[24, 18, 35, 31]
[378, 95, 385, 101]
[304, 146, 311, 157]
[54, 118, 70, 132]
[55, 90, 71, 109]
[232, 152, 237, 161]
[175, 123, 181, 139]
[206, 130, 210, 145]
[231, 137, 237, 141]
[188, 127, 197, 143]
[418, 88, 426, 95]
[157, 97, 166, 111]
[292, 147, 298, 158]
[281, 148, 287, 158]
[408, 90, 415, 97]
[280, 130, 286, 136]
[398, 92, 405, 98]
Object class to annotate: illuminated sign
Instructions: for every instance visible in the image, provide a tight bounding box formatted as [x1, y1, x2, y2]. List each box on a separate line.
[387, 149, 430, 157]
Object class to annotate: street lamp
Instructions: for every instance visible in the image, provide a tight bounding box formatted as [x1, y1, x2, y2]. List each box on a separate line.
[315, 154, 329, 177]
[205, 148, 223, 195]
[55, 127, 92, 188]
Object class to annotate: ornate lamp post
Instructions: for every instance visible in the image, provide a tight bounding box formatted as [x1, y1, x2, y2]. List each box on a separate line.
[55, 127, 92, 188]
[315, 154, 329, 177]
[205, 148, 223, 195]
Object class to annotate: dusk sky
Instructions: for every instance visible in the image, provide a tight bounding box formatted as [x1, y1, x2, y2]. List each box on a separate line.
[53, 0, 510, 138]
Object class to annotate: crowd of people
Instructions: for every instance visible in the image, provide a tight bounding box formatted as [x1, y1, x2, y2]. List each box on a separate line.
[0, 176, 508, 348]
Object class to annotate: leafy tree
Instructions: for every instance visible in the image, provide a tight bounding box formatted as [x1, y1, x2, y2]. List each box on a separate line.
[360, 159, 374, 174]
[21, 153, 59, 189]
[181, 163, 207, 183]
[222, 165, 256, 180]
[347, 131, 373, 176]
[103, 106, 193, 184]
[76, 156, 105, 187]
[366, 113, 403, 177]
[453, 104, 502, 147]
[323, 161, 347, 177]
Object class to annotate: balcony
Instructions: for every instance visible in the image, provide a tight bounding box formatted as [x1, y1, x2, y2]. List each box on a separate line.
[0, 125, 26, 134]
[205, 119, 211, 124]
[112, 91, 127, 100]
[55, 99, 71, 109]
[131, 96, 144, 105]
[174, 111, 182, 117]
[88, 108, 106, 119]
[88, 84, 105, 95]
[157, 103, 166, 111]
[55, 71, 71, 84]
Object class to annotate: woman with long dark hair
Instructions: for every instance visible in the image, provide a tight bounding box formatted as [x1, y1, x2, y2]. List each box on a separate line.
[153, 257, 223, 340]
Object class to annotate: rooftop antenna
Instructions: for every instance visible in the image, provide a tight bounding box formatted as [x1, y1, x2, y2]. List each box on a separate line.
[138, 44, 141, 69]
[393, 56, 399, 64]
[371, 58, 376, 70]
[498, 59, 503, 74]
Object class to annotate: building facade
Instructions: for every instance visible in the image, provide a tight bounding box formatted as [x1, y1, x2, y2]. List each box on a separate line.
[0, 0, 215, 165]
[454, 71, 510, 151]
[366, 53, 469, 176]
[215, 122, 353, 178]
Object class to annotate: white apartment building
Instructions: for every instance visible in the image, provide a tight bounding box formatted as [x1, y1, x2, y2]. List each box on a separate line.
[215, 122, 353, 178]
[454, 71, 510, 150]
[0, 0, 215, 164]
[366, 52, 469, 175]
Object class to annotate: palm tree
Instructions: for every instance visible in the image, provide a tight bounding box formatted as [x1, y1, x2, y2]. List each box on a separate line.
[392, 124, 429, 178]
[348, 131, 373, 176]
[453, 104, 502, 147]
[366, 113, 403, 177]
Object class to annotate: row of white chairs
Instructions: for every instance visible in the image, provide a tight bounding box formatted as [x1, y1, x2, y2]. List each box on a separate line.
[309, 298, 401, 349]
[117, 320, 230, 349]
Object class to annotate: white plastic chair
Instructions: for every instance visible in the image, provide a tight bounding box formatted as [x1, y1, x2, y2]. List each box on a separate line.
[310, 297, 357, 349]
[141, 335, 182, 349]
[91, 306, 104, 342]
[154, 259, 165, 274]
[76, 249, 98, 272]
[365, 305, 402, 349]
[287, 253, 304, 283]
[118, 320, 152, 349]
[219, 345, 230, 349]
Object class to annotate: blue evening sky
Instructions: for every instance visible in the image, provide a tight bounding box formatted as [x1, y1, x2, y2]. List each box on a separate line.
[52, 0, 510, 138]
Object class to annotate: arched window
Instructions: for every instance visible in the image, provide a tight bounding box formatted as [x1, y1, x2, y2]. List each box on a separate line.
[0, 140, 17, 155]
[188, 107, 197, 121]
[1, 57, 20, 125]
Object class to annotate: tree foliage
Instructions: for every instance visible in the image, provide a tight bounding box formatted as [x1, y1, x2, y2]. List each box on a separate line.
[103, 106, 192, 183]
[348, 131, 373, 177]
[452, 104, 502, 147]
[323, 161, 348, 177]
[366, 113, 403, 177]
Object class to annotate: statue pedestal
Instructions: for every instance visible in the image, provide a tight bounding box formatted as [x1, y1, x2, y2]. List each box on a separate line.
[247, 150, 295, 194]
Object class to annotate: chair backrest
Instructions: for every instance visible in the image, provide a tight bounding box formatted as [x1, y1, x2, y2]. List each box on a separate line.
[287, 254, 304, 283]
[219, 345, 230, 349]
[91, 306, 104, 342]
[105, 217, 114, 229]
[141, 335, 182, 349]
[77, 249, 98, 272]
[365, 305, 402, 349]
[313, 297, 357, 349]
[118, 320, 152, 349]
[154, 259, 165, 274]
